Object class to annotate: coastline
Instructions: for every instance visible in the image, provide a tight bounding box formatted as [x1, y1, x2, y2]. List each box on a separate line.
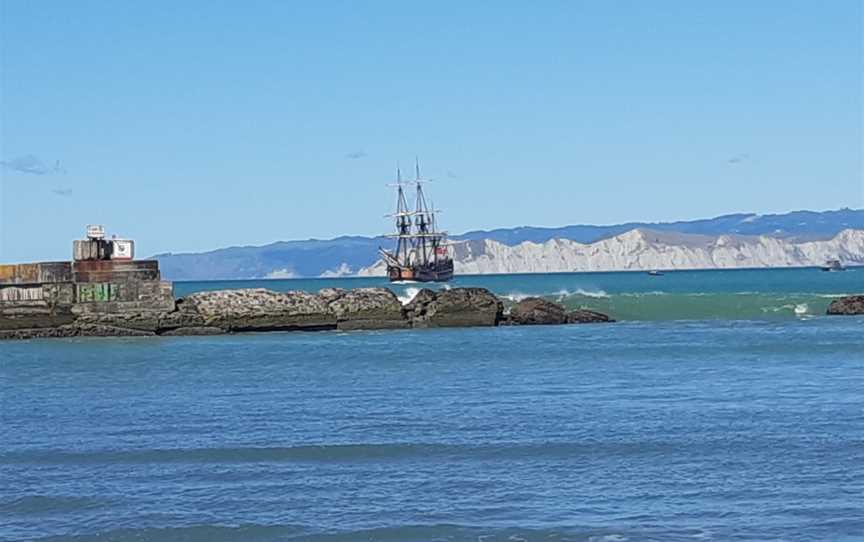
[1, 257, 860, 341]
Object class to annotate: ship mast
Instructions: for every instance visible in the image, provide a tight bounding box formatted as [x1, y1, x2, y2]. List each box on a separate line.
[412, 157, 443, 266]
[379, 159, 450, 275]
[393, 165, 412, 265]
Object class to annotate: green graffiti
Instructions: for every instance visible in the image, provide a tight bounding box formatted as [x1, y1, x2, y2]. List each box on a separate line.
[77, 283, 116, 302]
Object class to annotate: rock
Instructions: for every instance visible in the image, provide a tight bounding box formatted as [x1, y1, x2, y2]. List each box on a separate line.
[406, 287, 503, 328]
[74, 324, 155, 337]
[319, 287, 408, 330]
[506, 297, 568, 325]
[402, 288, 438, 319]
[159, 326, 224, 336]
[75, 311, 163, 332]
[566, 309, 614, 324]
[0, 304, 76, 330]
[503, 297, 614, 325]
[826, 295, 864, 315]
[157, 300, 212, 331]
[179, 288, 337, 332]
[0, 325, 79, 340]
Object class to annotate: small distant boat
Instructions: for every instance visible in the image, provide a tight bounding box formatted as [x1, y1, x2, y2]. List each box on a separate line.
[821, 259, 845, 272]
[647, 270, 664, 276]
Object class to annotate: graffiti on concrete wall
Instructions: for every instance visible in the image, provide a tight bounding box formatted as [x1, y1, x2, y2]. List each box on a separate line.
[0, 286, 45, 302]
[76, 283, 117, 303]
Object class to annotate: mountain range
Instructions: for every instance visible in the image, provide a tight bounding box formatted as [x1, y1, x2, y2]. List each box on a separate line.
[153, 208, 864, 280]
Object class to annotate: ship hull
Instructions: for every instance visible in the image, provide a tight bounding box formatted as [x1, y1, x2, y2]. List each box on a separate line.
[388, 260, 454, 282]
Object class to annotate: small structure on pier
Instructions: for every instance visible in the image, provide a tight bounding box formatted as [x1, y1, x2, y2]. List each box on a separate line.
[73, 224, 134, 262]
[0, 226, 172, 326]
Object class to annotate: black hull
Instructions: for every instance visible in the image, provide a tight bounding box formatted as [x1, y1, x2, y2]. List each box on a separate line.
[388, 260, 454, 282]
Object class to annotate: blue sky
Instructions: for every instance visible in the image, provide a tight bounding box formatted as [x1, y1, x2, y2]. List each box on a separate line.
[1, 1, 862, 262]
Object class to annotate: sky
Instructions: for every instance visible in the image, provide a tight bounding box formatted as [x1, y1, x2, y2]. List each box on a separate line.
[1, 1, 862, 262]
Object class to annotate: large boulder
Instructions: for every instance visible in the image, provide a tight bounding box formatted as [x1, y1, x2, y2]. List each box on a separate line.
[178, 289, 336, 332]
[406, 287, 503, 328]
[504, 297, 614, 325]
[826, 295, 864, 315]
[506, 297, 568, 325]
[157, 300, 210, 332]
[566, 308, 614, 324]
[319, 288, 408, 330]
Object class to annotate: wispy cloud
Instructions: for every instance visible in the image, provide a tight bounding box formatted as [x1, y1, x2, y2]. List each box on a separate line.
[1, 155, 66, 175]
[345, 151, 367, 160]
[447, 170, 459, 179]
[727, 153, 749, 164]
[52, 188, 73, 197]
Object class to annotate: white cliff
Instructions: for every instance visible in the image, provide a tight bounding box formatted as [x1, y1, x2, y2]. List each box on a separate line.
[356, 229, 864, 276]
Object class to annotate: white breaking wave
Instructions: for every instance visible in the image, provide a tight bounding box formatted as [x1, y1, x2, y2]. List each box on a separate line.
[265, 268, 298, 279]
[397, 287, 422, 305]
[500, 292, 532, 302]
[499, 288, 608, 303]
[563, 288, 609, 298]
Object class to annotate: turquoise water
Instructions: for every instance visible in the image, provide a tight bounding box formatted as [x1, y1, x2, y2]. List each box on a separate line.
[2, 268, 863, 541]
[174, 267, 863, 320]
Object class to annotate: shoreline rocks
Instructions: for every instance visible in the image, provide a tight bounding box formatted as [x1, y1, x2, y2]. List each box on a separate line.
[826, 295, 864, 316]
[0, 287, 613, 340]
[502, 297, 615, 325]
[405, 287, 503, 328]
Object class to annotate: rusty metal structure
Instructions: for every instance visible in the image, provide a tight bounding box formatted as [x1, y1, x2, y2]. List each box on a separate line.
[0, 226, 172, 328]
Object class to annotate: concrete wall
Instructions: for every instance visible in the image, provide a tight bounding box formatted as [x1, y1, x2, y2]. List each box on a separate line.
[72, 260, 160, 283]
[0, 257, 174, 326]
[0, 286, 44, 302]
[0, 262, 73, 286]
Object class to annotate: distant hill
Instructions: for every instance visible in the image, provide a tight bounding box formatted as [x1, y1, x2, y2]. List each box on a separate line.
[153, 208, 864, 280]
[359, 228, 864, 275]
[456, 208, 864, 245]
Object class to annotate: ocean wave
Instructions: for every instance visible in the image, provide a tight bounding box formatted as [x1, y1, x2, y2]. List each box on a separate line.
[29, 523, 640, 542]
[397, 287, 422, 305]
[525, 292, 836, 321]
[0, 495, 106, 515]
[32, 524, 306, 542]
[501, 288, 609, 303]
[3, 440, 728, 466]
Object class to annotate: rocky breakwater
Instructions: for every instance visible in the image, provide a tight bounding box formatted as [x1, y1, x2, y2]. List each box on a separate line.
[167, 287, 410, 334]
[0, 287, 615, 340]
[826, 295, 864, 316]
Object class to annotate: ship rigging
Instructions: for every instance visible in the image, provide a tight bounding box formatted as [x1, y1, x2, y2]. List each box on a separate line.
[379, 160, 454, 282]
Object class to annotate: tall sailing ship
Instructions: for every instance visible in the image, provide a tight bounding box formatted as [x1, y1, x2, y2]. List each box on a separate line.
[379, 160, 454, 282]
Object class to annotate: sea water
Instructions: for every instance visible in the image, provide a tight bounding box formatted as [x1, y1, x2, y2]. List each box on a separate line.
[2, 268, 863, 541]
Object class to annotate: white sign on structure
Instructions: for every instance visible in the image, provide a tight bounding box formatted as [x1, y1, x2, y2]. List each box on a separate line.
[111, 240, 134, 260]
